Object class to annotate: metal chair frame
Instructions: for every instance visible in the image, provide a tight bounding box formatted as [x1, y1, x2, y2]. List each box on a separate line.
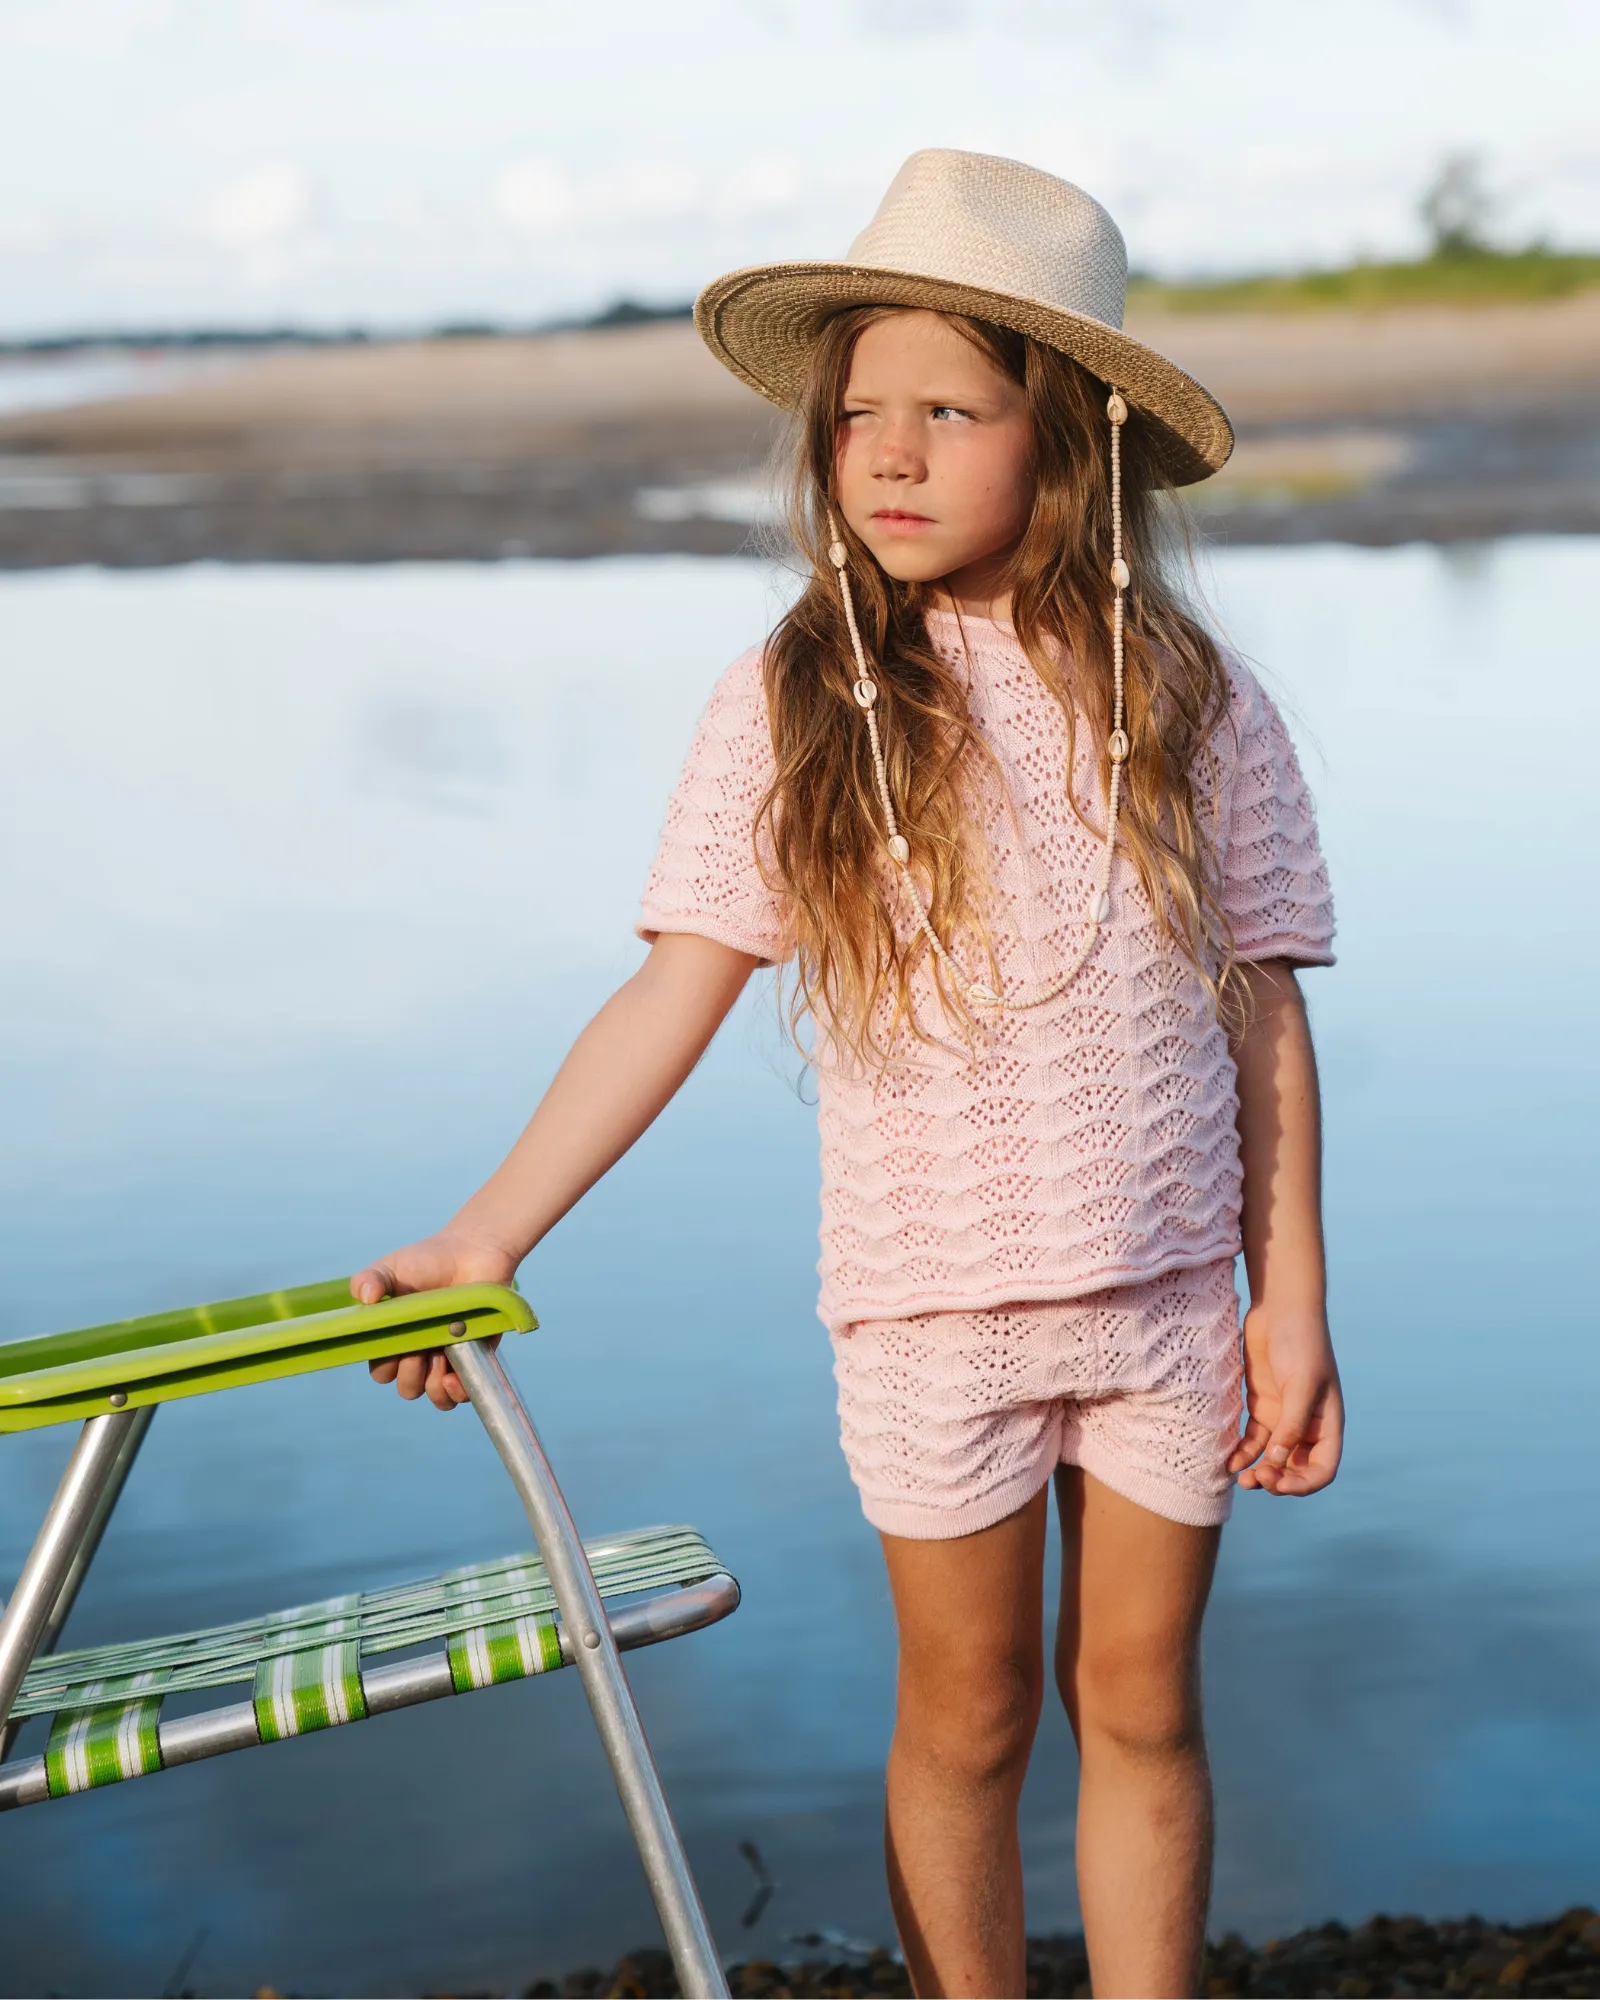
[0, 1283, 732, 1998]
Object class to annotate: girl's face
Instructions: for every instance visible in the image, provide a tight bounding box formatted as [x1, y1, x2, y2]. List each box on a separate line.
[835, 310, 1035, 605]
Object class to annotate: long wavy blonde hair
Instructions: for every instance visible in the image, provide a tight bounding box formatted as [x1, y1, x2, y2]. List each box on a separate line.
[758, 306, 1236, 1062]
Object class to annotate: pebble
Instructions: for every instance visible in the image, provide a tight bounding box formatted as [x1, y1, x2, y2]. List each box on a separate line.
[511, 1907, 1600, 1998]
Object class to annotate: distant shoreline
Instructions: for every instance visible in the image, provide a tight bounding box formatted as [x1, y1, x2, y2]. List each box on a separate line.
[2, 295, 1597, 565]
[0, 297, 697, 358]
[6, 245, 1595, 354]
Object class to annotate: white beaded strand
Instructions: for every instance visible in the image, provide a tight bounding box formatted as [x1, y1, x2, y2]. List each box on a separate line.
[825, 385, 1132, 1014]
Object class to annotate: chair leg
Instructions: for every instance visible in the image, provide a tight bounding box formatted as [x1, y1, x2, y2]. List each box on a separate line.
[0, 1409, 146, 1741]
[452, 1339, 729, 2000]
[0, 1404, 154, 1762]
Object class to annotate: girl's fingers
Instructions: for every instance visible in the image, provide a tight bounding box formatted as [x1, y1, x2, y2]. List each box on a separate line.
[1253, 1384, 1343, 1495]
[1261, 1381, 1321, 1472]
[425, 1353, 462, 1411]
[395, 1352, 433, 1400]
[374, 1348, 467, 1408]
[352, 1264, 396, 1305]
[1264, 1443, 1338, 1496]
[1228, 1415, 1271, 1474]
[1278, 1393, 1344, 1494]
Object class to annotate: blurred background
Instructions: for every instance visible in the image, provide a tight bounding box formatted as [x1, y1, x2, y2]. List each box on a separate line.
[1, 4, 1597, 1996]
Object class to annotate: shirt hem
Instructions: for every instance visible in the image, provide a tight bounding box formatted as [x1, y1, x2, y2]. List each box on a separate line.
[636, 907, 788, 966]
[819, 1240, 1243, 1336]
[1234, 937, 1336, 968]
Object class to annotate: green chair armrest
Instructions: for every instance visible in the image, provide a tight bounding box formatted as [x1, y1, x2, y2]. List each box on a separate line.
[0, 1282, 537, 1432]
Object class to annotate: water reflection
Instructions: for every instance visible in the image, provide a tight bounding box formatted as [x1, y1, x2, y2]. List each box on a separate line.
[0, 544, 1596, 1997]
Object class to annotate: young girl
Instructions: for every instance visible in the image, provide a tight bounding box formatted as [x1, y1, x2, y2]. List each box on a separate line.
[357, 151, 1344, 1999]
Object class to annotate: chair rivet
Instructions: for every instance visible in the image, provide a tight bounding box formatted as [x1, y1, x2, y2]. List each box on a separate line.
[582, 1628, 602, 1650]
[448, 1320, 466, 1337]
[108, 1391, 128, 1408]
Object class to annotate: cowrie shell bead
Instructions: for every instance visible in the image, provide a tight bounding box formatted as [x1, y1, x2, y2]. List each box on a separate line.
[828, 541, 848, 568]
[1094, 890, 1111, 923]
[1108, 727, 1130, 763]
[967, 982, 1000, 1007]
[887, 834, 910, 865]
[1106, 391, 1129, 425]
[853, 678, 878, 709]
[1110, 557, 1130, 590]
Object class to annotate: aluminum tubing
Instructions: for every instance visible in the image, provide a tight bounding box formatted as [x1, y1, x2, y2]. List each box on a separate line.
[37, 1404, 155, 1657]
[0, 1584, 745, 1812]
[0, 1753, 49, 1809]
[0, 1411, 141, 1735]
[454, 1339, 729, 2000]
[0, 1406, 157, 1764]
[575, 1573, 741, 1663]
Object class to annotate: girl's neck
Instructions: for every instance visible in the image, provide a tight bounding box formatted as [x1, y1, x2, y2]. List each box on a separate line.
[932, 547, 1017, 626]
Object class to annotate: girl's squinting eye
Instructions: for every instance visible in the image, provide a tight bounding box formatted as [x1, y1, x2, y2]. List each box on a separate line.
[931, 405, 975, 422]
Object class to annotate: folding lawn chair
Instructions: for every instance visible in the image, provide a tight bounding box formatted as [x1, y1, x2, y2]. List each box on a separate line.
[0, 1279, 736, 1998]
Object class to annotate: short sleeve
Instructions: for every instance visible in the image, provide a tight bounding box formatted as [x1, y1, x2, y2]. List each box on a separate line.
[637, 645, 791, 963]
[1219, 660, 1336, 966]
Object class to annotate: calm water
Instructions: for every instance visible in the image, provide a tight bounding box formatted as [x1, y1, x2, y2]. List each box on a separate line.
[1, 543, 1596, 1997]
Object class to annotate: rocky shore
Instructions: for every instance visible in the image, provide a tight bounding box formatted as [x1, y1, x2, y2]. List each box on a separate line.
[498, 1911, 1600, 1999]
[4, 293, 1599, 567]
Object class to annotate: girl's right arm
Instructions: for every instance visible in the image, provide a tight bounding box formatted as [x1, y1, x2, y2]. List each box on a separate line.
[355, 930, 761, 1410]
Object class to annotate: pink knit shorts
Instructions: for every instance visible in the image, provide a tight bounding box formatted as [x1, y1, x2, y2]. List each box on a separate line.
[830, 1259, 1244, 1538]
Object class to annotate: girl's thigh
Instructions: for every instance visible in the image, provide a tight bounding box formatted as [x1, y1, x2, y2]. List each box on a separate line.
[881, 1484, 1051, 1717]
[1054, 1467, 1221, 1727]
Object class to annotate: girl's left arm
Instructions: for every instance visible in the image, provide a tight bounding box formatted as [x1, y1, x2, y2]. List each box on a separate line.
[1227, 958, 1344, 1496]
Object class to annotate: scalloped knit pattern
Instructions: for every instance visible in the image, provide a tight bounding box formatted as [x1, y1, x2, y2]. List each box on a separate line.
[833, 1258, 1244, 1535]
[639, 611, 1334, 1334]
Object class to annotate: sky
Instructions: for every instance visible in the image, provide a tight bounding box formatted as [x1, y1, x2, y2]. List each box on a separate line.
[1, 0, 1597, 337]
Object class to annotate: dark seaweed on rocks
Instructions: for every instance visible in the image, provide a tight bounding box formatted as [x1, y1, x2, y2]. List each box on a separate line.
[511, 1907, 1600, 1998]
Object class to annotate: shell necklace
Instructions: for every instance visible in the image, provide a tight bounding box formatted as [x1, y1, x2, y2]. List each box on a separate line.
[828, 386, 1132, 1012]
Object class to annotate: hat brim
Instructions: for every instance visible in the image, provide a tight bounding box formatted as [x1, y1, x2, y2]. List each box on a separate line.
[695, 262, 1233, 486]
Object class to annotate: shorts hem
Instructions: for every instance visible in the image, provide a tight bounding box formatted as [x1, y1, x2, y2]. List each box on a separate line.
[858, 1465, 1055, 1542]
[1064, 1437, 1234, 1528]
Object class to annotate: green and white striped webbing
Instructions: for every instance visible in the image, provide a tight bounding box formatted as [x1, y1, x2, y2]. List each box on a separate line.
[44, 1670, 167, 1797]
[11, 1527, 724, 1792]
[12, 1525, 717, 1719]
[445, 1559, 563, 1691]
[253, 1595, 367, 1741]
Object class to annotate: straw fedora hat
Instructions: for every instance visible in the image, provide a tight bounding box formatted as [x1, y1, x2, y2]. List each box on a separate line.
[695, 148, 1233, 486]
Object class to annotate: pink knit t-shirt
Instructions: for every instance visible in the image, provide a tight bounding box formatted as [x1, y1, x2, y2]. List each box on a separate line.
[639, 610, 1335, 1332]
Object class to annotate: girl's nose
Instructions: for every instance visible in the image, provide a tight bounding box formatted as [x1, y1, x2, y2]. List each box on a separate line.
[869, 421, 925, 482]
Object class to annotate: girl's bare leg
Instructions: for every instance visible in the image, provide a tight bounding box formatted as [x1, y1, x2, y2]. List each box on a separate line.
[1054, 1466, 1221, 1999]
[880, 1489, 1049, 1998]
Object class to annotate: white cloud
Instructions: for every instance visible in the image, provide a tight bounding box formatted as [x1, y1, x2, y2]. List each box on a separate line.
[0, 0, 1595, 333]
[7, 0, 176, 61]
[207, 164, 312, 252]
[497, 160, 722, 237]
[496, 161, 576, 235]
[716, 157, 802, 219]
[598, 163, 700, 224]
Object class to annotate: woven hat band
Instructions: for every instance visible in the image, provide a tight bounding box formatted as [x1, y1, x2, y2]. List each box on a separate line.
[847, 151, 1128, 334]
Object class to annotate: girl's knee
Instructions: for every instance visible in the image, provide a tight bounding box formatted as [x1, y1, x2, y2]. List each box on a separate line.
[897, 1643, 1044, 1786]
[1063, 1628, 1203, 1760]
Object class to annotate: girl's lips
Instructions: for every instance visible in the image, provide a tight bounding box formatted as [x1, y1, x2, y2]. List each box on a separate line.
[872, 510, 936, 528]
